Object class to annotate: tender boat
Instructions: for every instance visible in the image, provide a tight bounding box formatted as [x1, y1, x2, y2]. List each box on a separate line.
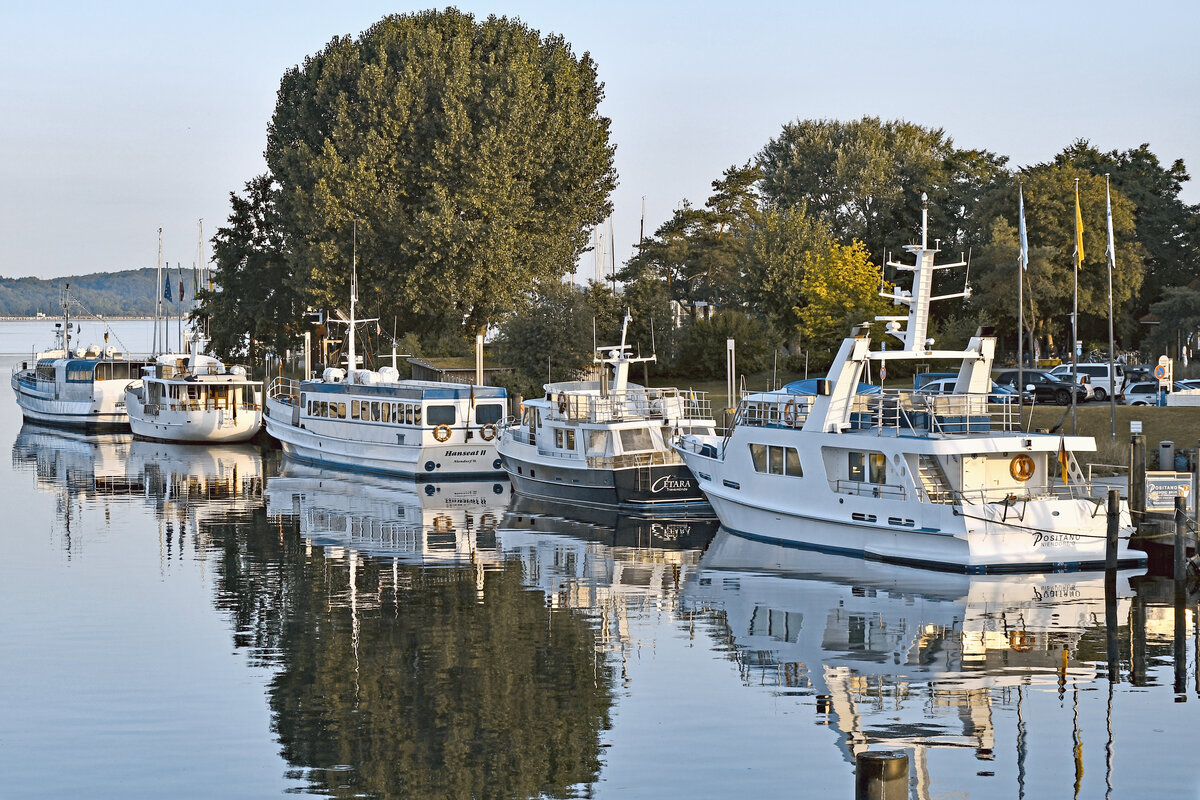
[497, 313, 716, 512]
[675, 195, 1146, 573]
[263, 261, 507, 479]
[11, 298, 152, 431]
[125, 336, 263, 443]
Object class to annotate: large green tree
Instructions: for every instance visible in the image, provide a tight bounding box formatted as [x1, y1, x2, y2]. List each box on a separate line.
[968, 167, 1144, 356]
[1050, 140, 1200, 316]
[266, 9, 616, 338]
[195, 174, 302, 363]
[757, 117, 1009, 260]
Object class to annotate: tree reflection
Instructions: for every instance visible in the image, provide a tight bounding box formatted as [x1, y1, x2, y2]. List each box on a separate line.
[211, 508, 612, 799]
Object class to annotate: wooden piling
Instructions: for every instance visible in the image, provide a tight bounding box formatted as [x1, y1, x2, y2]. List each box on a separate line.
[1174, 495, 1187, 584]
[855, 751, 908, 800]
[1131, 434, 1146, 523]
[1106, 489, 1120, 572]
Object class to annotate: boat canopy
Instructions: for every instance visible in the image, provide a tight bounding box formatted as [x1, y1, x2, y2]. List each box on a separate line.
[783, 379, 880, 396]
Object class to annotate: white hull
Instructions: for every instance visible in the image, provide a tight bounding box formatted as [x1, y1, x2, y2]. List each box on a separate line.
[265, 393, 503, 480]
[123, 351, 263, 443]
[698, 477, 1130, 572]
[12, 372, 131, 431]
[126, 395, 262, 443]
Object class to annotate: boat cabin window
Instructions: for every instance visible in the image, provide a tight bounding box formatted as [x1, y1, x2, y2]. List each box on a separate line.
[521, 406, 536, 428]
[554, 429, 576, 450]
[849, 452, 887, 484]
[587, 430, 611, 456]
[749, 444, 802, 476]
[66, 363, 95, 382]
[476, 403, 503, 425]
[618, 428, 654, 453]
[351, 400, 361, 420]
[335, 402, 347, 419]
[426, 405, 455, 425]
[93, 362, 141, 381]
[36, 362, 56, 382]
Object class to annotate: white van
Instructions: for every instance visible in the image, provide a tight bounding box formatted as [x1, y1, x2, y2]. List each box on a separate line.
[1049, 363, 1125, 402]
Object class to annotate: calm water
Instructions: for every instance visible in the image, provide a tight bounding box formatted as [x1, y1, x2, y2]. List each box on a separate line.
[2, 340, 1199, 798]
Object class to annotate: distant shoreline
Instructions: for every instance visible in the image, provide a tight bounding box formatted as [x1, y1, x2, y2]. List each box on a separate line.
[0, 316, 156, 321]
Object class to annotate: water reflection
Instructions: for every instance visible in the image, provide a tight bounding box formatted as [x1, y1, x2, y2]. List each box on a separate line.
[11, 415, 1200, 798]
[265, 456, 510, 564]
[259, 461, 610, 798]
[682, 530, 1160, 798]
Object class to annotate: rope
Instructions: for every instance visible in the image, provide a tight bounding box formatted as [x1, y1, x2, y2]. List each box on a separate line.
[955, 509, 1137, 542]
[65, 291, 131, 354]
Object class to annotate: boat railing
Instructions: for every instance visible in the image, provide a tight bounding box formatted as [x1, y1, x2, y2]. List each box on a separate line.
[834, 480, 907, 501]
[734, 393, 813, 430]
[587, 451, 681, 470]
[548, 387, 713, 425]
[953, 483, 1109, 507]
[849, 390, 1021, 435]
[269, 377, 302, 405]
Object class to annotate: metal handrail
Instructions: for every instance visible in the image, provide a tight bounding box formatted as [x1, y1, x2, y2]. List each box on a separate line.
[546, 387, 714, 425]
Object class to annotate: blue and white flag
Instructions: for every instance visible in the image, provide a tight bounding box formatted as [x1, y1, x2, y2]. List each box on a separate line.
[1018, 184, 1029, 271]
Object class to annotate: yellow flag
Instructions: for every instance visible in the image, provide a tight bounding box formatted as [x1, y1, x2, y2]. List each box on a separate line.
[1074, 182, 1085, 266]
[1058, 435, 1070, 485]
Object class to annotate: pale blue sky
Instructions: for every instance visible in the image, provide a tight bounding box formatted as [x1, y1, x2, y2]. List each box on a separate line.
[2, 1, 1196, 280]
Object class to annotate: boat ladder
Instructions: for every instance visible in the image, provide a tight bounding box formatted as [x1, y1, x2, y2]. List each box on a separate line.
[917, 455, 954, 504]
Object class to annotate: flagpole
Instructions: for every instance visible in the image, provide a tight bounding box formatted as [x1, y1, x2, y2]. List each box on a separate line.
[1018, 183, 1028, 422]
[1105, 174, 1118, 439]
[1071, 178, 1082, 436]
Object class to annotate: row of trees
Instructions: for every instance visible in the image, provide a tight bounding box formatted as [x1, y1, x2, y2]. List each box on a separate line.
[194, 9, 1200, 396]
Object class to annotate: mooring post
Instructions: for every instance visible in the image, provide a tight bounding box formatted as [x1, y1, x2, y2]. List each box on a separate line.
[1130, 434, 1146, 523]
[1131, 591, 1148, 686]
[1175, 495, 1187, 584]
[1175, 576, 1187, 696]
[1106, 488, 1120, 572]
[855, 751, 908, 800]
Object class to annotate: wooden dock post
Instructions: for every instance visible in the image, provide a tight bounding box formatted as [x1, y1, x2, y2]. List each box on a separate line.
[855, 751, 908, 800]
[1130, 434, 1147, 523]
[1106, 488, 1120, 572]
[1174, 495, 1187, 583]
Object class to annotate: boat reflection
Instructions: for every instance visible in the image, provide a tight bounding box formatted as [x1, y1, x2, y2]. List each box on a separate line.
[505, 494, 719, 550]
[264, 457, 511, 564]
[683, 530, 1142, 796]
[12, 422, 136, 497]
[12, 422, 264, 509]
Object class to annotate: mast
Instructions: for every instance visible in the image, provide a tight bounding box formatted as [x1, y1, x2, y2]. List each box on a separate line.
[348, 221, 358, 383]
[154, 228, 163, 355]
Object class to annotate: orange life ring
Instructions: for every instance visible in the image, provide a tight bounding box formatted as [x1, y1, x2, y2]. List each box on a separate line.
[1009, 631, 1034, 652]
[433, 424, 452, 442]
[480, 423, 498, 441]
[783, 398, 798, 426]
[557, 393, 567, 414]
[1010, 454, 1035, 482]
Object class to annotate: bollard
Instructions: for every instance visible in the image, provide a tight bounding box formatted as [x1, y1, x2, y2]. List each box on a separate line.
[1160, 440, 1176, 471]
[1130, 434, 1146, 523]
[1106, 489, 1120, 572]
[1175, 495, 1187, 584]
[855, 751, 908, 800]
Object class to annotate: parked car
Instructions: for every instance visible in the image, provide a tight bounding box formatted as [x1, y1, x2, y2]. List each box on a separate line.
[1125, 381, 1187, 405]
[1048, 363, 1124, 402]
[917, 376, 1024, 404]
[1176, 378, 1200, 390]
[993, 369, 1089, 405]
